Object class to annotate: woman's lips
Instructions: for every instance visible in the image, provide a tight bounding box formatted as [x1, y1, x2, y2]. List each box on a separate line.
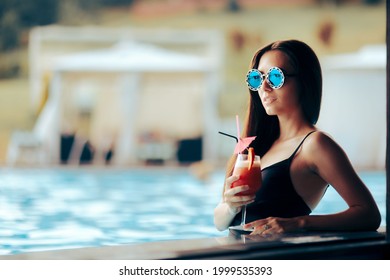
[263, 98, 276, 105]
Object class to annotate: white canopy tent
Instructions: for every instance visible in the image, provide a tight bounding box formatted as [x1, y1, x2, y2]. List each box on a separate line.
[49, 42, 221, 164]
[9, 26, 224, 166]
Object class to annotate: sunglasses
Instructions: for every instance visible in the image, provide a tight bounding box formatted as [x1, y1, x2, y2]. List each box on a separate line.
[246, 67, 293, 90]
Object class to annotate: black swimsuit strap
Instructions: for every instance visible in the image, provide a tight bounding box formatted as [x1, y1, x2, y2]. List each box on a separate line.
[289, 131, 316, 160]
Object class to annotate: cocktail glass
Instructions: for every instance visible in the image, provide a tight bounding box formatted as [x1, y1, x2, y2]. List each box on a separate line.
[230, 152, 262, 232]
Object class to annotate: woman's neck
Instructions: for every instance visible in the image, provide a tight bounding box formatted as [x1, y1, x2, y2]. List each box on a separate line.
[277, 113, 313, 141]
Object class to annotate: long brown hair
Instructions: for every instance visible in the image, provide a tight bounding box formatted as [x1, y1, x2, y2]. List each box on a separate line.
[225, 40, 322, 177]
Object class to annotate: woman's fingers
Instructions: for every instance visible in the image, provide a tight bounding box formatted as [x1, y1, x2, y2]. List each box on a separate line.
[224, 175, 239, 191]
[224, 176, 256, 209]
[245, 217, 288, 235]
[224, 185, 255, 209]
[229, 184, 248, 195]
[244, 218, 272, 235]
[225, 186, 255, 201]
[244, 219, 266, 230]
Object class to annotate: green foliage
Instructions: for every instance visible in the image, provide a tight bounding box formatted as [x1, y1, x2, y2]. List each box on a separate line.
[0, 10, 20, 51]
[0, 0, 60, 51]
[17, 0, 59, 27]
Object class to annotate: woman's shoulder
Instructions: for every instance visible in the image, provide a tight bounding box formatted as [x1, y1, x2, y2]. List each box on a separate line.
[304, 130, 347, 159]
[307, 130, 334, 145]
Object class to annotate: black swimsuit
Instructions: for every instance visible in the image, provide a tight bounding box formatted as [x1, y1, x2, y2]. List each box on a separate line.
[231, 131, 315, 226]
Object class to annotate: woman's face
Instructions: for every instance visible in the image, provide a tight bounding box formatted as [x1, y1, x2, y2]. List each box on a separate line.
[257, 50, 301, 117]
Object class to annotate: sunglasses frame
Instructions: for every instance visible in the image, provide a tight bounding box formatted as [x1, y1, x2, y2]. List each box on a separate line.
[246, 66, 286, 90]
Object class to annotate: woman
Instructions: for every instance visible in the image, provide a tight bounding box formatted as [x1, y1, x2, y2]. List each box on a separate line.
[214, 39, 381, 235]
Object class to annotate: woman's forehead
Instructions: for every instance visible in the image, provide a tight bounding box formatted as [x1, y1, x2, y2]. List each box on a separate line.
[258, 50, 292, 71]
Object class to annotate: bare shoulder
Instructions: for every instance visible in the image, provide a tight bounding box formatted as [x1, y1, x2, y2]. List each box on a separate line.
[304, 130, 342, 153]
[302, 130, 349, 169]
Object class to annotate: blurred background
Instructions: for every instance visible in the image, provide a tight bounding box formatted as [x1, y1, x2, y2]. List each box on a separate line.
[0, 0, 386, 170]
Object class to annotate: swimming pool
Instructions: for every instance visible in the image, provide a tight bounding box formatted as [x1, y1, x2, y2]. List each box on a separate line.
[0, 167, 386, 255]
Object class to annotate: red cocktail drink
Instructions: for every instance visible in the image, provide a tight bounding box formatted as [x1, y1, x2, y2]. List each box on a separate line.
[232, 161, 262, 195]
[230, 148, 262, 227]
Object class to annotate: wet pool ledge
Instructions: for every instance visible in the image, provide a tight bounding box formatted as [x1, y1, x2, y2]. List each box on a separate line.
[0, 227, 388, 260]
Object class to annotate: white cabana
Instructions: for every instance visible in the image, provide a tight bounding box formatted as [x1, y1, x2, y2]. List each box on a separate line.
[8, 26, 224, 166]
[50, 42, 221, 164]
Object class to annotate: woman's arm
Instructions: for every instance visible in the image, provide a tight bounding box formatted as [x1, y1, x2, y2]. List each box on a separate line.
[214, 175, 255, 231]
[213, 200, 240, 231]
[299, 132, 381, 231]
[245, 131, 381, 234]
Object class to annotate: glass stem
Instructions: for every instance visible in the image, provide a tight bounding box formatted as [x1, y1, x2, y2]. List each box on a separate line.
[240, 205, 247, 226]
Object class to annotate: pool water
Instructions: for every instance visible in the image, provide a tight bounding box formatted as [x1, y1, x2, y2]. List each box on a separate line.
[0, 168, 386, 255]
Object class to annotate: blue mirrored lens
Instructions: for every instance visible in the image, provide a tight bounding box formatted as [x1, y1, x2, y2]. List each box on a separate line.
[247, 70, 262, 90]
[268, 68, 283, 88]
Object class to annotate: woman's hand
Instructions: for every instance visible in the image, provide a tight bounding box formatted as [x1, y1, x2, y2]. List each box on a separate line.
[244, 216, 303, 235]
[223, 175, 256, 214]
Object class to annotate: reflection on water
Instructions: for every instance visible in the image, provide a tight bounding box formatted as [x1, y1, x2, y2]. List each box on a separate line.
[0, 168, 386, 255]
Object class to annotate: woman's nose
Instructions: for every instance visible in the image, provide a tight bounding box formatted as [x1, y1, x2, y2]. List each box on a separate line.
[260, 79, 273, 93]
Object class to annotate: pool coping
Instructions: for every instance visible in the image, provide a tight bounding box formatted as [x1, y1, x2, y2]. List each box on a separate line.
[0, 227, 387, 260]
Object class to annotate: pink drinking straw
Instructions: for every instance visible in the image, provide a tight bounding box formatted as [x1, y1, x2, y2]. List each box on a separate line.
[234, 115, 257, 154]
[236, 115, 241, 154]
